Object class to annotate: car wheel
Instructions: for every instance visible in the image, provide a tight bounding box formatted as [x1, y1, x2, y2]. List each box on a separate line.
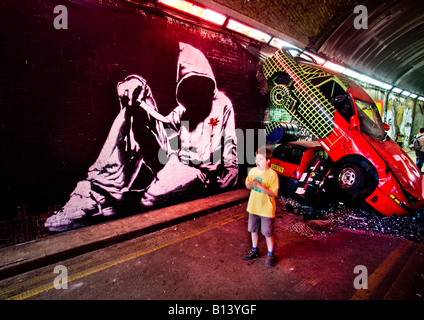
[336, 163, 366, 196]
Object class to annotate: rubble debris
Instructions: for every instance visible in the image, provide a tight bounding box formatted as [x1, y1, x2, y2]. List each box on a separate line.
[277, 195, 424, 243]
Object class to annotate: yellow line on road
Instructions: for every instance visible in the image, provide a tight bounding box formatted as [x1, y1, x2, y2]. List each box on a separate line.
[350, 240, 415, 300]
[6, 212, 246, 300]
[0, 223, 178, 297]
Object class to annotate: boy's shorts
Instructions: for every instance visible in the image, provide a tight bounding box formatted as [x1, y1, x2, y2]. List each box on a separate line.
[247, 213, 275, 237]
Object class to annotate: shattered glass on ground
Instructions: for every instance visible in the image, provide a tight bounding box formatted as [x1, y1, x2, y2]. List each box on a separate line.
[277, 195, 424, 243]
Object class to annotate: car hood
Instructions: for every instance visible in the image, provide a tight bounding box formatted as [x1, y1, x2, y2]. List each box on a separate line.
[367, 136, 424, 198]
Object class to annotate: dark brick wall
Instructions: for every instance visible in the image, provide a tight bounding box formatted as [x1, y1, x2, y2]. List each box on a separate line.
[0, 0, 265, 219]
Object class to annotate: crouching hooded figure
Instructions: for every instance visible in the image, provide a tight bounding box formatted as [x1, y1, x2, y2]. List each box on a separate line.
[45, 43, 238, 231]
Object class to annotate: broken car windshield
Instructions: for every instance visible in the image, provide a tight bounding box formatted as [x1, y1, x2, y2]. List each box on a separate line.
[355, 98, 386, 140]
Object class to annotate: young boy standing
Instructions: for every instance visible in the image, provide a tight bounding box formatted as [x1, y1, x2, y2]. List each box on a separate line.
[243, 147, 279, 267]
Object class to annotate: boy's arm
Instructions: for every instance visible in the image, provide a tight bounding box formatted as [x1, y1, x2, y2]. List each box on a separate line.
[252, 170, 279, 197]
[245, 175, 254, 190]
[252, 182, 277, 198]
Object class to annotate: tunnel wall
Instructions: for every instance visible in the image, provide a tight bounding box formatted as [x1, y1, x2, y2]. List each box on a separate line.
[0, 0, 266, 245]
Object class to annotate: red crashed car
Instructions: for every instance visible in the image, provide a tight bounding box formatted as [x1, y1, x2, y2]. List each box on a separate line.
[263, 49, 424, 216]
[270, 140, 336, 205]
[269, 140, 377, 207]
[270, 141, 329, 191]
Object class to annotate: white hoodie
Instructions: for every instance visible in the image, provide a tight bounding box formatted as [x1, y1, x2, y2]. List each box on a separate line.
[162, 43, 238, 175]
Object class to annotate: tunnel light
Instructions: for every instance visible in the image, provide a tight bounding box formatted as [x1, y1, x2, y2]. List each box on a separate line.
[335, 66, 392, 90]
[401, 90, 411, 97]
[410, 94, 418, 99]
[287, 49, 300, 57]
[356, 73, 392, 90]
[323, 61, 345, 73]
[367, 78, 392, 90]
[226, 19, 272, 43]
[392, 87, 403, 94]
[281, 47, 302, 58]
[269, 37, 299, 50]
[341, 68, 360, 79]
[331, 66, 392, 90]
[418, 97, 424, 101]
[158, 0, 227, 25]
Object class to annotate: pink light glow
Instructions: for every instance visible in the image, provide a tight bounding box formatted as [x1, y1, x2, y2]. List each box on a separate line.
[226, 19, 271, 43]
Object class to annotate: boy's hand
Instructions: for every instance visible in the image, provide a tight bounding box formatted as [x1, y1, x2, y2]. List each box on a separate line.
[251, 180, 262, 189]
[251, 180, 277, 197]
[246, 179, 260, 190]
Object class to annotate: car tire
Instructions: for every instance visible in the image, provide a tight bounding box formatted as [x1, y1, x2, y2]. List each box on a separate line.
[336, 163, 366, 197]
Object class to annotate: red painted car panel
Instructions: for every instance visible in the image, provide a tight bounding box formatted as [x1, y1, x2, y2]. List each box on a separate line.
[263, 49, 424, 216]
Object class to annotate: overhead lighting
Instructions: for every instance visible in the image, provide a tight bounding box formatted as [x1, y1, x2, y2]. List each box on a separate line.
[323, 61, 345, 74]
[367, 78, 392, 90]
[287, 49, 301, 57]
[410, 93, 418, 98]
[333, 67, 392, 90]
[392, 87, 403, 94]
[356, 74, 392, 90]
[341, 68, 360, 79]
[269, 37, 299, 50]
[226, 19, 272, 43]
[418, 97, 424, 101]
[401, 90, 411, 97]
[158, 0, 227, 26]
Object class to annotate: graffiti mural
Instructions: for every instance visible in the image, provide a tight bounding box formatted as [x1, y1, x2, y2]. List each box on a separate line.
[44, 43, 238, 231]
[386, 96, 414, 147]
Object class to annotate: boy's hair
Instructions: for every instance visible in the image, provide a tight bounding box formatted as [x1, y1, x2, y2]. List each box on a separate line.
[256, 147, 272, 160]
[420, 127, 424, 134]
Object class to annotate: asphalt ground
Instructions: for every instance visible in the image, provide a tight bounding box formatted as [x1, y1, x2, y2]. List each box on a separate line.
[0, 189, 250, 280]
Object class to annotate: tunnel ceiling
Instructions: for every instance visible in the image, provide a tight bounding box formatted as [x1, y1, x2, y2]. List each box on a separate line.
[201, 0, 424, 96]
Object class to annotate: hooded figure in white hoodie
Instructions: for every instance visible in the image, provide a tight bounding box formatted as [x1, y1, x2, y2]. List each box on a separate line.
[45, 43, 238, 230]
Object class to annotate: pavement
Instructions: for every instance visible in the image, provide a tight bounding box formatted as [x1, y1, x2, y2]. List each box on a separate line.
[0, 188, 250, 280]
[2, 195, 422, 300]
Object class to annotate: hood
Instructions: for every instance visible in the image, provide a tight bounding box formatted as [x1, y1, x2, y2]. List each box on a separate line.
[176, 42, 217, 101]
[367, 137, 424, 198]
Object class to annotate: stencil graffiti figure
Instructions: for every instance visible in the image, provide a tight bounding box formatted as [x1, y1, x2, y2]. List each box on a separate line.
[44, 43, 238, 231]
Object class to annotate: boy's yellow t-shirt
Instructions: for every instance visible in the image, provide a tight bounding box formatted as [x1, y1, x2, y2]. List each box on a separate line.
[246, 167, 279, 218]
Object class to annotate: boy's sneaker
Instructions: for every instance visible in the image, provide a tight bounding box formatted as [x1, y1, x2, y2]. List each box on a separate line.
[243, 248, 259, 260]
[265, 254, 276, 268]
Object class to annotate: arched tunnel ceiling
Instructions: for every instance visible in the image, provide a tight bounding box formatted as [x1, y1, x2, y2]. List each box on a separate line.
[199, 0, 424, 96]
